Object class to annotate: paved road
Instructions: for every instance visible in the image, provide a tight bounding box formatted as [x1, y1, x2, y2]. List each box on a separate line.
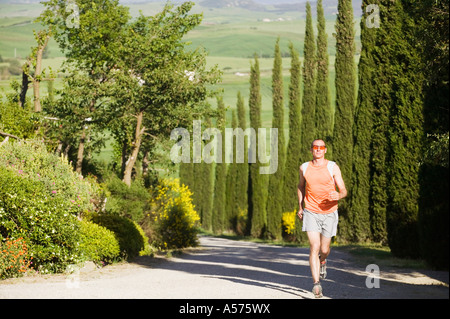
[0, 236, 448, 299]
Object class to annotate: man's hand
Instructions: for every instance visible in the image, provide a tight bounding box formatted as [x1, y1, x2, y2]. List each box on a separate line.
[297, 208, 303, 220]
[329, 191, 340, 201]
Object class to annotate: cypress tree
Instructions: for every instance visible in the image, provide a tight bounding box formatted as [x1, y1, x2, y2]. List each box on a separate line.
[333, 0, 356, 240]
[315, 0, 332, 145]
[283, 43, 305, 243]
[368, 1, 399, 245]
[416, 0, 449, 269]
[235, 92, 249, 234]
[212, 96, 227, 234]
[192, 120, 203, 219]
[266, 38, 285, 240]
[350, 0, 377, 242]
[369, 33, 389, 245]
[248, 56, 266, 238]
[383, 0, 424, 258]
[300, 1, 316, 163]
[199, 117, 214, 232]
[179, 140, 194, 196]
[225, 109, 239, 231]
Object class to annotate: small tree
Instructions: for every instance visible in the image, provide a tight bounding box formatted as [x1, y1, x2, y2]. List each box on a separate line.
[300, 2, 316, 163]
[266, 38, 285, 240]
[39, 0, 130, 173]
[112, 2, 221, 186]
[211, 96, 227, 233]
[248, 56, 266, 238]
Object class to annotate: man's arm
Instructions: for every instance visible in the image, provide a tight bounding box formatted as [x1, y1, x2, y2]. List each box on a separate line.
[297, 165, 306, 220]
[329, 164, 347, 201]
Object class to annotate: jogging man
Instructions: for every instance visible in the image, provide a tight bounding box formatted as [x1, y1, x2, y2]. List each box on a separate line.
[297, 139, 347, 298]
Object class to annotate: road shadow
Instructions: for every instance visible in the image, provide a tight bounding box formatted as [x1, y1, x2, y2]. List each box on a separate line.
[131, 236, 449, 299]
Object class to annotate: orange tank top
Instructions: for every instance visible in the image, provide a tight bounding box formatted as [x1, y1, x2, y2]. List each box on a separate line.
[302, 160, 338, 214]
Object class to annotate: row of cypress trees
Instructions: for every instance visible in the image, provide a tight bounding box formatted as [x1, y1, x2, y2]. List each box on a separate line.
[351, 0, 448, 268]
[181, 0, 338, 241]
[180, 0, 448, 268]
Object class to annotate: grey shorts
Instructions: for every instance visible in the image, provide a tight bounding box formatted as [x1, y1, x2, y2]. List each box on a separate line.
[302, 209, 339, 238]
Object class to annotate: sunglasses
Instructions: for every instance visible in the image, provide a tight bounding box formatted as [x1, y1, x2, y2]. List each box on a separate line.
[312, 145, 326, 150]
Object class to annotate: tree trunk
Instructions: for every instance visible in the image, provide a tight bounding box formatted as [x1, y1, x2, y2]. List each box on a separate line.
[32, 32, 50, 112]
[19, 71, 29, 108]
[121, 136, 127, 179]
[76, 128, 86, 174]
[123, 111, 145, 186]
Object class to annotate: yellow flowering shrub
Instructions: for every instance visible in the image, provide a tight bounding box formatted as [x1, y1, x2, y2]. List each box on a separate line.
[282, 210, 297, 235]
[147, 178, 200, 249]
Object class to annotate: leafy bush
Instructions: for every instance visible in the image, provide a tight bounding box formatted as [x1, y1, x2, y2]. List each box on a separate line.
[282, 211, 296, 235]
[145, 178, 200, 249]
[154, 203, 200, 249]
[79, 219, 121, 265]
[0, 237, 31, 279]
[282, 210, 297, 242]
[0, 90, 37, 140]
[0, 140, 99, 215]
[89, 213, 147, 260]
[104, 175, 150, 222]
[0, 140, 102, 273]
[0, 166, 83, 273]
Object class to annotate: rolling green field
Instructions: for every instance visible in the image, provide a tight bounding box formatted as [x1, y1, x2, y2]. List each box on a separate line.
[1, 1, 361, 158]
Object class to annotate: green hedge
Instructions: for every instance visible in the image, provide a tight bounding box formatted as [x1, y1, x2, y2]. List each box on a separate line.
[79, 220, 121, 264]
[89, 213, 147, 260]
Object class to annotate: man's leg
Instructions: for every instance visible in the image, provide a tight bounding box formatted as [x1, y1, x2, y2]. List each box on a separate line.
[307, 231, 321, 283]
[319, 234, 332, 279]
[319, 234, 332, 262]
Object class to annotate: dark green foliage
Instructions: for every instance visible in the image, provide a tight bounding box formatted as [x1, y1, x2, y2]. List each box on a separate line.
[198, 117, 214, 231]
[315, 0, 332, 144]
[212, 96, 227, 234]
[225, 109, 239, 231]
[300, 2, 316, 163]
[248, 56, 266, 238]
[105, 175, 150, 222]
[383, 0, 424, 258]
[283, 43, 305, 243]
[332, 0, 356, 240]
[234, 92, 249, 234]
[415, 0, 449, 269]
[90, 213, 145, 260]
[349, 0, 376, 242]
[266, 38, 285, 240]
[368, 1, 389, 242]
[283, 43, 302, 214]
[418, 164, 449, 269]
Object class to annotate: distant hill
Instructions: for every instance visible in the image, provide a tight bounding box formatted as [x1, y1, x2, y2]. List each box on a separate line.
[200, 0, 266, 11]
[0, 0, 363, 17]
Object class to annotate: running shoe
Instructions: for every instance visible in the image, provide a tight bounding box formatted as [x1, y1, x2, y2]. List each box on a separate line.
[312, 282, 323, 298]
